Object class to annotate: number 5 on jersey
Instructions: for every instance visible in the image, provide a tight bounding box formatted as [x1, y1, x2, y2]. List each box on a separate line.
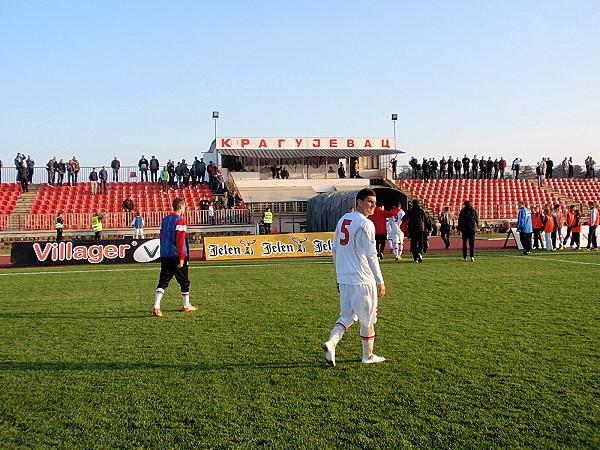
[339, 219, 352, 245]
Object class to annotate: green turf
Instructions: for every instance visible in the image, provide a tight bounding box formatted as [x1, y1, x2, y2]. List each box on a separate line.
[0, 251, 598, 448]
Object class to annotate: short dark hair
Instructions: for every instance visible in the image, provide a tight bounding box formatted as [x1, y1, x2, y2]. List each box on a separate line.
[356, 188, 376, 202]
[173, 197, 186, 211]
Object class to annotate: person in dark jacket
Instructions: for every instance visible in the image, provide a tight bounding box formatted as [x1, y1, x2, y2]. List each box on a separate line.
[458, 200, 479, 262]
[403, 199, 432, 263]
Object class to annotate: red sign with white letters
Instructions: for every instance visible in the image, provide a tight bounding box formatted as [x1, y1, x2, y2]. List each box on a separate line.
[217, 137, 395, 150]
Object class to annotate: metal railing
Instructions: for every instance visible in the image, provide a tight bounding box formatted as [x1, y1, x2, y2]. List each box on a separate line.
[6, 209, 251, 231]
[1, 165, 157, 185]
[246, 201, 307, 214]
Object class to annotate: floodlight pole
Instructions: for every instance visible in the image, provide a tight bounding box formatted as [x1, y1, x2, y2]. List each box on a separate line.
[212, 111, 219, 165]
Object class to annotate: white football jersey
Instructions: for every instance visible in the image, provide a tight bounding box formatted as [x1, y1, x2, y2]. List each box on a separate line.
[332, 211, 384, 286]
[387, 210, 405, 236]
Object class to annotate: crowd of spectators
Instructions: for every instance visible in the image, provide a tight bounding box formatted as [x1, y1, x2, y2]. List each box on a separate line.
[406, 155, 597, 181]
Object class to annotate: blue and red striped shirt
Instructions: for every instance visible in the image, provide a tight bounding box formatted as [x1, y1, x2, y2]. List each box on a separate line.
[160, 214, 188, 259]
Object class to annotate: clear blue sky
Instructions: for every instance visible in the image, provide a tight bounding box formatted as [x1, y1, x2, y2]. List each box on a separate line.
[1, 0, 598, 167]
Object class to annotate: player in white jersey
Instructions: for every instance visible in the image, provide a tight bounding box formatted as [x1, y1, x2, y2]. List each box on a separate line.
[322, 188, 386, 366]
[386, 204, 405, 261]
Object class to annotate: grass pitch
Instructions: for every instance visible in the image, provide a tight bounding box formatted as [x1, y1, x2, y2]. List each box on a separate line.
[0, 251, 598, 448]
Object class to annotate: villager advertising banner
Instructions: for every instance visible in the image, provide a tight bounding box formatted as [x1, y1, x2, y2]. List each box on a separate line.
[11, 239, 161, 267]
[204, 232, 334, 261]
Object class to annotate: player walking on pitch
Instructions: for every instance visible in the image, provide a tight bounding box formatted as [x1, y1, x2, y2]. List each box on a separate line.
[323, 188, 386, 366]
[153, 197, 198, 317]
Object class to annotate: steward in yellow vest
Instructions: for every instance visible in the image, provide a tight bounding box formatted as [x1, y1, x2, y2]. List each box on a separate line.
[92, 213, 103, 240]
[262, 208, 273, 234]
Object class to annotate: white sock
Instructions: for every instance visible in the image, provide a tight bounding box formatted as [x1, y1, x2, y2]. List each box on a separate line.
[182, 292, 190, 308]
[327, 322, 347, 347]
[154, 288, 164, 309]
[360, 324, 376, 360]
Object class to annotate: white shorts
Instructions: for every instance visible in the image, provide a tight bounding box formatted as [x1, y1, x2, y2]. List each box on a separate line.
[338, 283, 378, 328]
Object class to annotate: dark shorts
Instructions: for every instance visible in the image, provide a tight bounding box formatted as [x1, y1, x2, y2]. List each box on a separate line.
[157, 256, 190, 292]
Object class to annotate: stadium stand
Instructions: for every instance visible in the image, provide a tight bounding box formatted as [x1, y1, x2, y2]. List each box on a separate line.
[0, 184, 21, 230]
[29, 182, 214, 214]
[545, 178, 600, 212]
[398, 178, 568, 220]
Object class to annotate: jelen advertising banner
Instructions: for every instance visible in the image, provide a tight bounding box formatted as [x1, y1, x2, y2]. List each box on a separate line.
[203, 232, 334, 261]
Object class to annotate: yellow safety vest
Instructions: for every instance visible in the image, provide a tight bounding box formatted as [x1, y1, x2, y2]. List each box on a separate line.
[263, 211, 273, 224]
[92, 216, 103, 232]
[55, 218, 64, 229]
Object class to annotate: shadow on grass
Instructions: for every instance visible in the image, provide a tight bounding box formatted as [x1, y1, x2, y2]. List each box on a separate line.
[0, 361, 334, 371]
[0, 312, 159, 319]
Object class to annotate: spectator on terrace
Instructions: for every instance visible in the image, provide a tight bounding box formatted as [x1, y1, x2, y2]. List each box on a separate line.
[430, 158, 438, 179]
[122, 195, 135, 223]
[390, 158, 397, 179]
[57, 159, 66, 186]
[546, 158, 554, 178]
[439, 157, 447, 179]
[175, 162, 183, 188]
[214, 169, 225, 193]
[99, 166, 108, 194]
[14, 153, 25, 182]
[182, 163, 190, 189]
[149, 156, 160, 183]
[493, 158, 499, 179]
[111, 156, 120, 182]
[281, 167, 289, 179]
[190, 162, 198, 188]
[67, 159, 76, 186]
[587, 156, 596, 178]
[462, 155, 470, 179]
[17, 162, 29, 192]
[487, 157, 494, 178]
[26, 155, 35, 183]
[535, 162, 543, 187]
[182, 163, 191, 188]
[479, 156, 486, 179]
[454, 156, 462, 179]
[499, 157, 507, 179]
[72, 156, 80, 184]
[89, 168, 99, 195]
[422, 158, 430, 182]
[167, 160, 175, 188]
[512, 157, 522, 179]
[0, 159, 3, 183]
[447, 156, 454, 179]
[568, 157, 574, 178]
[160, 166, 169, 193]
[409, 156, 419, 179]
[197, 158, 206, 184]
[139, 155, 149, 182]
[46, 157, 57, 185]
[207, 161, 218, 186]
[471, 155, 479, 179]
[561, 158, 568, 178]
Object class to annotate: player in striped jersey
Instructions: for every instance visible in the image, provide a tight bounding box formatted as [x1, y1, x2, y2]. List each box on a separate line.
[153, 197, 198, 317]
[322, 188, 387, 366]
